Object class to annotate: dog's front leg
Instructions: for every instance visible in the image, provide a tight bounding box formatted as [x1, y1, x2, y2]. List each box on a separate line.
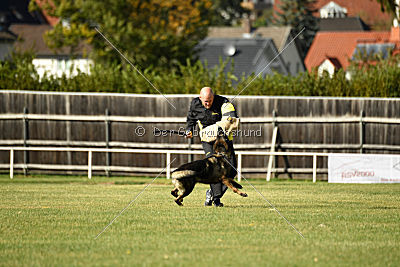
[174, 196, 184, 206]
[171, 188, 179, 198]
[221, 178, 248, 197]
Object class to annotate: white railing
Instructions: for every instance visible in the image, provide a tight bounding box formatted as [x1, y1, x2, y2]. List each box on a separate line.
[2, 113, 400, 124]
[0, 147, 329, 182]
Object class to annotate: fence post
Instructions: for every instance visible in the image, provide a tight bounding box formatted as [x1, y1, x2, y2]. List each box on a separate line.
[272, 110, 277, 175]
[313, 154, 317, 183]
[267, 110, 278, 181]
[23, 107, 29, 175]
[237, 153, 242, 182]
[166, 152, 171, 179]
[359, 110, 364, 153]
[88, 151, 92, 179]
[65, 95, 72, 171]
[10, 149, 14, 179]
[105, 109, 111, 177]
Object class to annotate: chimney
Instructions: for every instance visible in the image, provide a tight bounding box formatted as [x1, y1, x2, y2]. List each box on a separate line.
[390, 0, 400, 42]
[390, 26, 400, 42]
[242, 17, 252, 34]
[391, 0, 400, 42]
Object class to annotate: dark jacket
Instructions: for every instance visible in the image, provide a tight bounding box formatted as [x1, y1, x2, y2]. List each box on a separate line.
[186, 95, 238, 133]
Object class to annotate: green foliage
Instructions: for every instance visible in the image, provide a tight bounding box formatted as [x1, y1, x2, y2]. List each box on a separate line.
[374, 0, 398, 17]
[210, 0, 250, 26]
[252, 9, 274, 27]
[1, 52, 400, 97]
[0, 50, 41, 91]
[274, 0, 319, 59]
[31, 0, 212, 70]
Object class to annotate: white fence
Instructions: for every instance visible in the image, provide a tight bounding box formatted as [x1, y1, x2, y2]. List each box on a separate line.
[0, 146, 329, 182]
[2, 112, 400, 180]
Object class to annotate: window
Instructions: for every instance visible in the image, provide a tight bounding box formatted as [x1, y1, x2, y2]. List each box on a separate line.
[352, 43, 395, 60]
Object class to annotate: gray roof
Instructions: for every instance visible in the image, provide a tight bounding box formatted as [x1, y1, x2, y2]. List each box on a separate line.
[196, 38, 288, 80]
[207, 26, 292, 51]
[319, 17, 370, 32]
[0, 0, 48, 24]
[0, 30, 17, 41]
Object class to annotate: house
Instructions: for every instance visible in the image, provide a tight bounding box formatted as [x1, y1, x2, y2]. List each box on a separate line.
[197, 37, 289, 80]
[208, 25, 291, 49]
[317, 57, 342, 77]
[304, 26, 400, 75]
[318, 1, 348, 18]
[0, 1, 91, 78]
[1, 0, 47, 60]
[10, 24, 92, 78]
[0, 30, 16, 60]
[311, 0, 392, 30]
[206, 24, 305, 76]
[273, 0, 392, 30]
[0, 0, 51, 25]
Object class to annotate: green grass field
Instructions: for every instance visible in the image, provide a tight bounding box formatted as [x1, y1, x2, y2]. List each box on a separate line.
[0, 175, 399, 266]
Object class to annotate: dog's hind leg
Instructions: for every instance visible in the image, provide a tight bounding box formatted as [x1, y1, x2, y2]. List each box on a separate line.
[222, 178, 248, 197]
[174, 180, 196, 206]
[174, 190, 189, 206]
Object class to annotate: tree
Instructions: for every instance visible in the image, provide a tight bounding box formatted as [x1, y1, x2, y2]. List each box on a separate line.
[29, 0, 212, 70]
[274, 0, 319, 59]
[375, 0, 399, 18]
[253, 9, 274, 28]
[210, 0, 250, 26]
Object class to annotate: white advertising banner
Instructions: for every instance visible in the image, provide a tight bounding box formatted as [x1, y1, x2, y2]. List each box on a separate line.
[328, 154, 400, 183]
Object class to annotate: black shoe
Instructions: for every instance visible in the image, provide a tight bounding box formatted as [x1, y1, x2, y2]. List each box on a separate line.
[204, 189, 212, 206]
[213, 198, 224, 207]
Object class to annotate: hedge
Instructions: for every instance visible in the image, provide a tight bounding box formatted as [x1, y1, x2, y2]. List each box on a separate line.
[1, 51, 400, 97]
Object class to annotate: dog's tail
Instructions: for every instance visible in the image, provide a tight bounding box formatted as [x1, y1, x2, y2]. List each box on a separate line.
[231, 180, 243, 189]
[171, 170, 197, 179]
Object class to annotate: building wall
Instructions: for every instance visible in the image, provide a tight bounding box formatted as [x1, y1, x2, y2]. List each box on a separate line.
[280, 37, 305, 75]
[318, 59, 335, 77]
[0, 42, 13, 61]
[32, 58, 93, 78]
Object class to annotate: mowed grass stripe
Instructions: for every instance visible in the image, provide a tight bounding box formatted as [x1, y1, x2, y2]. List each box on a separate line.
[0, 175, 399, 266]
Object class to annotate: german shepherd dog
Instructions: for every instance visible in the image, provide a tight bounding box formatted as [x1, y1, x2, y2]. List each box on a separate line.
[170, 130, 248, 206]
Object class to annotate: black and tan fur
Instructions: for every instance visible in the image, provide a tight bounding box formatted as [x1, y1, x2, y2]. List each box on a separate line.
[171, 131, 247, 206]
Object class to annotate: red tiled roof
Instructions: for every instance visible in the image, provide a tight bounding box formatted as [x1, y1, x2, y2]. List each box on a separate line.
[34, 0, 59, 26]
[304, 31, 391, 71]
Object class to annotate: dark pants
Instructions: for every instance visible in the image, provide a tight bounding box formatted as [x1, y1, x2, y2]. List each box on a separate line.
[201, 140, 237, 199]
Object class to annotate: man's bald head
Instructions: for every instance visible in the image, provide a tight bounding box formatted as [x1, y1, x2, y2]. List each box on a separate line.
[199, 87, 214, 109]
